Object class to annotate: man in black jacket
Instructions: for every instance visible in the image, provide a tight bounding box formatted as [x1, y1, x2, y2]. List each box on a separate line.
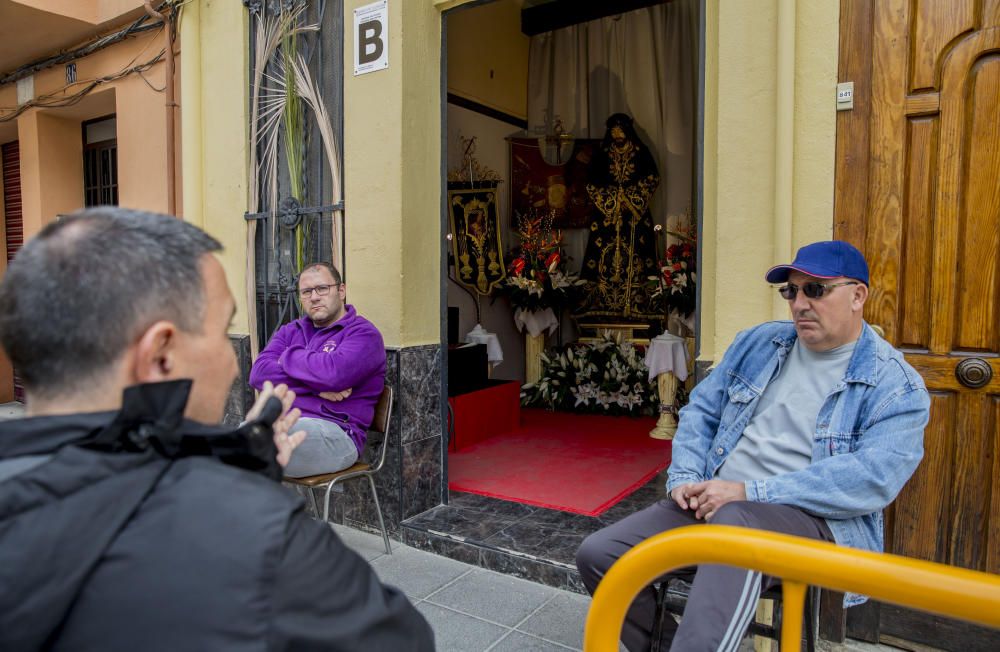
[0, 207, 433, 651]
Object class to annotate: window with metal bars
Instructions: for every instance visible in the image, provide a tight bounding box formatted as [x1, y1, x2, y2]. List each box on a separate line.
[82, 115, 118, 207]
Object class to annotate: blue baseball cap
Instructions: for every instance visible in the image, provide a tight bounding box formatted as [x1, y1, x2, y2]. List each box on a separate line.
[764, 240, 869, 285]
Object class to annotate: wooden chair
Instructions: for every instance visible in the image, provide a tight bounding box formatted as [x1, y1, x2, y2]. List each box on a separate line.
[284, 385, 394, 555]
[651, 578, 818, 651]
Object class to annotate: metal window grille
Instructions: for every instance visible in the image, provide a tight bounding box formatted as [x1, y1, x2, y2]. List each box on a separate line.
[247, 0, 345, 351]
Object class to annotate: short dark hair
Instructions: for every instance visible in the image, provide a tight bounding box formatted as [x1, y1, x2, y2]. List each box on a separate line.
[299, 262, 342, 285]
[0, 207, 222, 399]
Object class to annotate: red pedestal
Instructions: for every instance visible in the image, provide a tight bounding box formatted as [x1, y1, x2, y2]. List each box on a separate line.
[448, 380, 521, 451]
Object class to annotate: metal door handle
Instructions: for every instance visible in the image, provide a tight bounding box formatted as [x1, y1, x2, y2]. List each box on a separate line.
[956, 358, 992, 389]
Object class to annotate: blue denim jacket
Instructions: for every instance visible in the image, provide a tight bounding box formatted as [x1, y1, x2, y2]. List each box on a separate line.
[666, 321, 929, 605]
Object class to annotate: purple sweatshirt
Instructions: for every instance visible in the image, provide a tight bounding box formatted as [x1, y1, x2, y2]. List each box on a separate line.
[249, 305, 386, 454]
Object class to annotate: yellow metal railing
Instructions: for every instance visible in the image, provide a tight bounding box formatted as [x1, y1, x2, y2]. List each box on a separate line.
[584, 525, 1000, 651]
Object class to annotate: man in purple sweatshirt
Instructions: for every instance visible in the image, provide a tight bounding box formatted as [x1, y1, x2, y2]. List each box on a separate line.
[250, 262, 386, 477]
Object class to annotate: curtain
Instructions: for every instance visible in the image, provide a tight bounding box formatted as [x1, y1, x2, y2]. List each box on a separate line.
[527, 0, 699, 266]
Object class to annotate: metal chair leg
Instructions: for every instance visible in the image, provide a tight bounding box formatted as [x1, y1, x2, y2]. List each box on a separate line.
[302, 485, 320, 520]
[367, 474, 392, 555]
[323, 480, 340, 523]
[805, 587, 817, 652]
[651, 583, 667, 652]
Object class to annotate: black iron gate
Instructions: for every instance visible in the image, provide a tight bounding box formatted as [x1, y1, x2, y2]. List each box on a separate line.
[245, 0, 344, 351]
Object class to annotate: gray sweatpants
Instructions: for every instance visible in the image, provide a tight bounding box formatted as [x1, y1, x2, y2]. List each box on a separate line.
[576, 500, 833, 652]
[283, 418, 360, 478]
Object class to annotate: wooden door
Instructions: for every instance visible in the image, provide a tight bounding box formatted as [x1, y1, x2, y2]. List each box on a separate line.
[835, 1, 1000, 649]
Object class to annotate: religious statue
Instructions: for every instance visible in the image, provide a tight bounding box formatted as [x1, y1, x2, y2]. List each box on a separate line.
[575, 113, 661, 325]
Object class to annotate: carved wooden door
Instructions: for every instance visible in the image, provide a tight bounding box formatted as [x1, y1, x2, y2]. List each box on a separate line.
[835, 1, 1000, 648]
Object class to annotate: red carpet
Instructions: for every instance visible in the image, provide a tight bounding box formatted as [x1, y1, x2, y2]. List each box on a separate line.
[448, 408, 672, 516]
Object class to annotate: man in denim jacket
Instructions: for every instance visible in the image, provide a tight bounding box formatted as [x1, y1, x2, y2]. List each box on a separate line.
[577, 241, 930, 652]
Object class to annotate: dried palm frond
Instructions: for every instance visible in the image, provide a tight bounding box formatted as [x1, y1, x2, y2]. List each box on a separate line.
[247, 5, 313, 355]
[292, 52, 343, 273]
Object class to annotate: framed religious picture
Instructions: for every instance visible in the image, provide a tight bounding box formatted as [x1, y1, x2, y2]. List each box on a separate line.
[508, 136, 598, 229]
[448, 181, 506, 295]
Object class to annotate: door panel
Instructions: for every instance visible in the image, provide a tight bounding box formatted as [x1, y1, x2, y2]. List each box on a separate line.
[836, 1, 1000, 648]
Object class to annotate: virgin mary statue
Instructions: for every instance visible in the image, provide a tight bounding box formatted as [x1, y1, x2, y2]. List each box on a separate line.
[575, 113, 661, 324]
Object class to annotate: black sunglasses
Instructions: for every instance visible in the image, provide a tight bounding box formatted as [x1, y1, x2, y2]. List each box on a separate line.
[777, 281, 858, 300]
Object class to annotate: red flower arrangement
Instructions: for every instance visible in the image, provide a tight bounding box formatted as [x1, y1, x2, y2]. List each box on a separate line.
[504, 210, 584, 312]
[650, 224, 697, 319]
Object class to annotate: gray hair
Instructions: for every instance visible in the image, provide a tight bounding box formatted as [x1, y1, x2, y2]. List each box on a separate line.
[0, 207, 222, 399]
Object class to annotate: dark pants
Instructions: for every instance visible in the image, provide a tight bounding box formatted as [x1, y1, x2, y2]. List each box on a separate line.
[576, 500, 833, 652]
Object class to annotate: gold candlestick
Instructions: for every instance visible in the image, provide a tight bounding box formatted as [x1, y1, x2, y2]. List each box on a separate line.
[649, 371, 679, 440]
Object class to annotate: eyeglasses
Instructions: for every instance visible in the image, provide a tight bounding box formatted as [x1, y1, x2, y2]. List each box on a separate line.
[777, 281, 858, 300]
[299, 283, 339, 298]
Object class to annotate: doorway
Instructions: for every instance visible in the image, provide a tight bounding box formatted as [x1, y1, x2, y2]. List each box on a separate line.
[418, 0, 703, 576]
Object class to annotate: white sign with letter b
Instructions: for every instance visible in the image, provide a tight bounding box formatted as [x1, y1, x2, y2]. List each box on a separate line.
[354, 0, 388, 76]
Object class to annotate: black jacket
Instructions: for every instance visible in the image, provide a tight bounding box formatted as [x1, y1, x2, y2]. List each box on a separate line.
[0, 382, 433, 651]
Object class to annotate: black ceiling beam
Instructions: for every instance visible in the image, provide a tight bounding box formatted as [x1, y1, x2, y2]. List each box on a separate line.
[521, 0, 671, 37]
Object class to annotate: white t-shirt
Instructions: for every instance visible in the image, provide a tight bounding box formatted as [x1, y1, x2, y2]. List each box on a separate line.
[716, 338, 856, 482]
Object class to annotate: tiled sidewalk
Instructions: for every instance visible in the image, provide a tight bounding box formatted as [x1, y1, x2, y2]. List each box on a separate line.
[334, 523, 896, 652]
[334, 523, 618, 652]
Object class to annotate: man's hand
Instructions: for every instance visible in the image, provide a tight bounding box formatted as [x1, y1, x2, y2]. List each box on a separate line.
[319, 387, 353, 402]
[247, 381, 307, 468]
[670, 484, 696, 510]
[685, 479, 746, 520]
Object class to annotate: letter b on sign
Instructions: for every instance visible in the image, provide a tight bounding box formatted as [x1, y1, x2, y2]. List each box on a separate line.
[359, 20, 383, 65]
[353, 0, 388, 76]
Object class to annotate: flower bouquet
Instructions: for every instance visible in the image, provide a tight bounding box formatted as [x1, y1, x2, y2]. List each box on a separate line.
[520, 332, 659, 416]
[503, 210, 585, 312]
[650, 224, 697, 321]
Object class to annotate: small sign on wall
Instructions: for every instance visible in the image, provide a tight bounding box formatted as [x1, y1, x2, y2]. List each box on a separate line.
[354, 0, 388, 76]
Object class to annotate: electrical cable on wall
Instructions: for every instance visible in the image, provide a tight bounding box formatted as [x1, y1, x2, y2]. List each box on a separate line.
[0, 51, 166, 123]
[0, 1, 174, 87]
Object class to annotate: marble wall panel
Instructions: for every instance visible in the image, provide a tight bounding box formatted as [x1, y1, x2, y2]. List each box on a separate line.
[223, 335, 253, 427]
[402, 527, 481, 565]
[402, 434, 443, 520]
[398, 345, 443, 444]
[479, 547, 585, 595]
[695, 359, 713, 384]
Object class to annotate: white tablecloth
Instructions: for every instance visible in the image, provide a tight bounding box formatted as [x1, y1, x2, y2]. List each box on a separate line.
[464, 323, 504, 365]
[644, 333, 689, 382]
[513, 307, 559, 338]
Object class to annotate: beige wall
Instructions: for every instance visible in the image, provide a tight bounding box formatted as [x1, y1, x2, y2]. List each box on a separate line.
[446, 0, 529, 119]
[0, 29, 173, 240]
[700, 0, 839, 363]
[179, 0, 251, 333]
[344, 0, 443, 348]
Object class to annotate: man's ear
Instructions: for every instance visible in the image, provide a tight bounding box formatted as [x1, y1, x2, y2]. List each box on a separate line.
[132, 321, 179, 383]
[852, 283, 869, 311]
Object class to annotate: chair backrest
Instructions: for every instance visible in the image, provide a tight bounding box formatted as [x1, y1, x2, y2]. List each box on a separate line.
[368, 385, 393, 472]
[371, 385, 392, 435]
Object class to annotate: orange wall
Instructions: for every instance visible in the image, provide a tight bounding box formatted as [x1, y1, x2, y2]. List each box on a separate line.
[9, 0, 144, 25]
[0, 28, 174, 240]
[0, 21, 174, 401]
